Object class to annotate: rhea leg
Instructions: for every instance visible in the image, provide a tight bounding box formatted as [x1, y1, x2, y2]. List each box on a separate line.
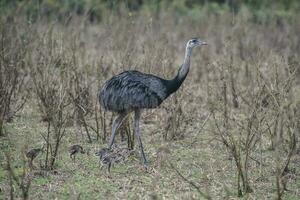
[134, 110, 147, 165]
[108, 113, 127, 149]
[29, 159, 33, 169]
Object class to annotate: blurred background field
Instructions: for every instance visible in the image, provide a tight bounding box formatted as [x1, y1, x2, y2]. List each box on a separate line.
[0, 0, 299, 199]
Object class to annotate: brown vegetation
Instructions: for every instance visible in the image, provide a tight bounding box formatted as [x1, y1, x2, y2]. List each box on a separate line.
[0, 6, 299, 199]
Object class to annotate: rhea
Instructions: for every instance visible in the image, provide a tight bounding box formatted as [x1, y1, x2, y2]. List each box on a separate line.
[99, 38, 207, 165]
[26, 148, 43, 168]
[69, 144, 85, 162]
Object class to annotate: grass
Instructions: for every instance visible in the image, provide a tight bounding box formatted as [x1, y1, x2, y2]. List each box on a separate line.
[1, 105, 299, 199]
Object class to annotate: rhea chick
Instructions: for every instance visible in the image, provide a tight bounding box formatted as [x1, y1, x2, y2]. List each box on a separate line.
[95, 146, 132, 173]
[69, 144, 85, 161]
[26, 148, 43, 168]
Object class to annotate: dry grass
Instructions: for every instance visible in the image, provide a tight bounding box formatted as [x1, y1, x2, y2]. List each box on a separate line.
[0, 8, 300, 199]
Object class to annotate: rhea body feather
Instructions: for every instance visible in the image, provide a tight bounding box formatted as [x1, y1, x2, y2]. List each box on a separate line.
[26, 148, 42, 159]
[69, 144, 84, 155]
[99, 45, 193, 113]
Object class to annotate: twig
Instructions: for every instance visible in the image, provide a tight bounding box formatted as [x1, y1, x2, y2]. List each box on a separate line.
[168, 162, 211, 200]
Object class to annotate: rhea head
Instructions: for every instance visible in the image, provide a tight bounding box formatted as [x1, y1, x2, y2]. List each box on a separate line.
[187, 38, 207, 49]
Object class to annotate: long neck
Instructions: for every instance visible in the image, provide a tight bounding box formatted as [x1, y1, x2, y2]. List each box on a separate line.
[165, 46, 193, 95]
[178, 46, 192, 80]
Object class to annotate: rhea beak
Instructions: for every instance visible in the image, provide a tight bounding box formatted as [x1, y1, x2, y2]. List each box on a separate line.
[195, 39, 207, 46]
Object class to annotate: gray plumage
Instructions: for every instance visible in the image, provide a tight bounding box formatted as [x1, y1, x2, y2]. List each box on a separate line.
[26, 148, 42, 161]
[95, 147, 111, 165]
[26, 148, 43, 168]
[95, 146, 133, 172]
[99, 70, 167, 113]
[99, 39, 207, 165]
[69, 144, 85, 161]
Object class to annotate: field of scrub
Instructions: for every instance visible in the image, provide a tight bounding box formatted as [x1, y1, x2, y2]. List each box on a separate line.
[1, 1, 300, 199]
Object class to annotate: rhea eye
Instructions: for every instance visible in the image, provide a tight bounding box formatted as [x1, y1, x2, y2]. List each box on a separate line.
[192, 39, 197, 43]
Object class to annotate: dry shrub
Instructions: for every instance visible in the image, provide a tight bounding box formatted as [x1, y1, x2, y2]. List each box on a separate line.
[0, 19, 29, 136]
[30, 28, 72, 170]
[163, 94, 189, 140]
[69, 68, 94, 142]
[210, 37, 299, 196]
[5, 152, 32, 200]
